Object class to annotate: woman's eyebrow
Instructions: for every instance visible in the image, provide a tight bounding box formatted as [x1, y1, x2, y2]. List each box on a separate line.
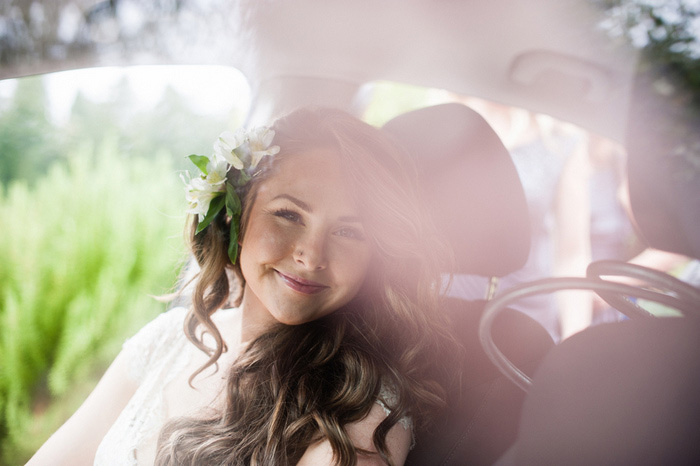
[273, 194, 312, 212]
[273, 194, 362, 223]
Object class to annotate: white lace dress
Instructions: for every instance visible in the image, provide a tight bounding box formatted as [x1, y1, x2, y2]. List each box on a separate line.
[93, 307, 410, 465]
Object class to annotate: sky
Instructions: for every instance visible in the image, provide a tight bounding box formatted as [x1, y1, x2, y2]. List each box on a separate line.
[0, 65, 252, 124]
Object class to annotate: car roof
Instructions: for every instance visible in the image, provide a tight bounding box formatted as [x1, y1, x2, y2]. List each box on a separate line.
[1, 0, 638, 139]
[241, 0, 637, 139]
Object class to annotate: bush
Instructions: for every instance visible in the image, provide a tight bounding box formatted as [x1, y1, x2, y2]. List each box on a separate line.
[0, 137, 186, 464]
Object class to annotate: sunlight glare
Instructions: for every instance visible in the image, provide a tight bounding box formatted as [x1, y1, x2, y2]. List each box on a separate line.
[43, 65, 251, 124]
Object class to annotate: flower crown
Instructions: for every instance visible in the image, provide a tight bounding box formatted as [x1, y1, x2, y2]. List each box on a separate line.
[181, 127, 280, 264]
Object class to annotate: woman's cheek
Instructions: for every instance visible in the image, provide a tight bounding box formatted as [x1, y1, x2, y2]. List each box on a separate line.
[334, 242, 373, 280]
[259, 221, 294, 259]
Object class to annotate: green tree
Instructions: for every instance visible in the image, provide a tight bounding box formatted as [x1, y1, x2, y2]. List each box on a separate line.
[0, 76, 60, 186]
[128, 85, 237, 169]
[64, 78, 243, 172]
[64, 77, 137, 152]
[595, 0, 700, 107]
[594, 0, 700, 257]
[0, 142, 185, 465]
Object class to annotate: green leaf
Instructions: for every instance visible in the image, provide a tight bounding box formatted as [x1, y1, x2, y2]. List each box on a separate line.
[228, 221, 239, 265]
[225, 184, 242, 264]
[195, 194, 225, 234]
[226, 184, 241, 217]
[188, 154, 210, 175]
[236, 169, 251, 186]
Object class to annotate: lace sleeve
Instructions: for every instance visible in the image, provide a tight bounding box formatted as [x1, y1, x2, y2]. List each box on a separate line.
[121, 307, 188, 384]
[376, 384, 415, 449]
[376, 384, 413, 431]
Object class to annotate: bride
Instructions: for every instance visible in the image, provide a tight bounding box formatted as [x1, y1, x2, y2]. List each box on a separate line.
[28, 107, 458, 466]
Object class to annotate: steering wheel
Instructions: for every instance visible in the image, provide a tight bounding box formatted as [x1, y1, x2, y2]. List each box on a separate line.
[478, 260, 700, 392]
[586, 260, 700, 317]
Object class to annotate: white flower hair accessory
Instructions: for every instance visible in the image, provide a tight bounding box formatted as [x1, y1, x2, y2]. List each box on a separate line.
[182, 126, 280, 264]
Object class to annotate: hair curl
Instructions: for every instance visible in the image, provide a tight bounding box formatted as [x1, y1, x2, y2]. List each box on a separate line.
[155, 107, 459, 465]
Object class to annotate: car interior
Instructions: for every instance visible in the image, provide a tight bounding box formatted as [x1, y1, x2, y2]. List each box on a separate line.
[383, 102, 555, 465]
[383, 102, 700, 465]
[2, 1, 699, 464]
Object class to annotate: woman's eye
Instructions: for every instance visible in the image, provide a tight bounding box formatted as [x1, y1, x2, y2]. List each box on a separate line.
[335, 227, 365, 240]
[274, 209, 303, 224]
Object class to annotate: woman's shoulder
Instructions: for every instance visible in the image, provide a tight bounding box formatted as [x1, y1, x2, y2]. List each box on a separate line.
[377, 382, 413, 431]
[124, 306, 188, 348]
[121, 306, 190, 383]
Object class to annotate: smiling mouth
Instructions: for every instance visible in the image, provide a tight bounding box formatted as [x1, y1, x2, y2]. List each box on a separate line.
[276, 271, 328, 295]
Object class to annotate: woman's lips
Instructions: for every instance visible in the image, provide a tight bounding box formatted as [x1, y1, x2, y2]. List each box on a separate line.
[276, 271, 328, 295]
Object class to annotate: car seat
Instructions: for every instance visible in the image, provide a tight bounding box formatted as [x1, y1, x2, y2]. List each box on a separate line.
[480, 77, 700, 464]
[495, 314, 700, 466]
[383, 103, 555, 465]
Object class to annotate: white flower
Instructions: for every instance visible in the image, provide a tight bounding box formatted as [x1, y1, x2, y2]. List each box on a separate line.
[247, 127, 280, 169]
[183, 125, 279, 224]
[214, 129, 248, 169]
[213, 127, 279, 171]
[181, 171, 224, 222]
[205, 157, 229, 186]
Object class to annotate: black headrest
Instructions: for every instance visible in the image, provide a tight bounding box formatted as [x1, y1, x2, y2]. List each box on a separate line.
[383, 103, 530, 277]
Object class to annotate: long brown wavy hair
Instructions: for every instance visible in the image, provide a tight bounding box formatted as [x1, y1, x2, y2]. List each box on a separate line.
[155, 107, 458, 466]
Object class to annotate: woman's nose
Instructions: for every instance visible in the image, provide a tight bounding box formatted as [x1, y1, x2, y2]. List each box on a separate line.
[293, 230, 327, 270]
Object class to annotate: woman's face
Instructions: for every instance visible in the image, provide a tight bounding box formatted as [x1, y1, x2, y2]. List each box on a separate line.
[239, 146, 373, 330]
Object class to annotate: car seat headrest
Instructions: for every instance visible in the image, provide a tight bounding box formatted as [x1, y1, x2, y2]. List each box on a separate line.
[383, 103, 530, 277]
[626, 71, 700, 260]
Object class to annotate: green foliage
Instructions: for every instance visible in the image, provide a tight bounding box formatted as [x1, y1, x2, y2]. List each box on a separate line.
[594, 0, 700, 108]
[0, 77, 61, 186]
[593, 0, 700, 179]
[0, 139, 186, 464]
[0, 70, 246, 464]
[362, 81, 451, 126]
[64, 81, 240, 174]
